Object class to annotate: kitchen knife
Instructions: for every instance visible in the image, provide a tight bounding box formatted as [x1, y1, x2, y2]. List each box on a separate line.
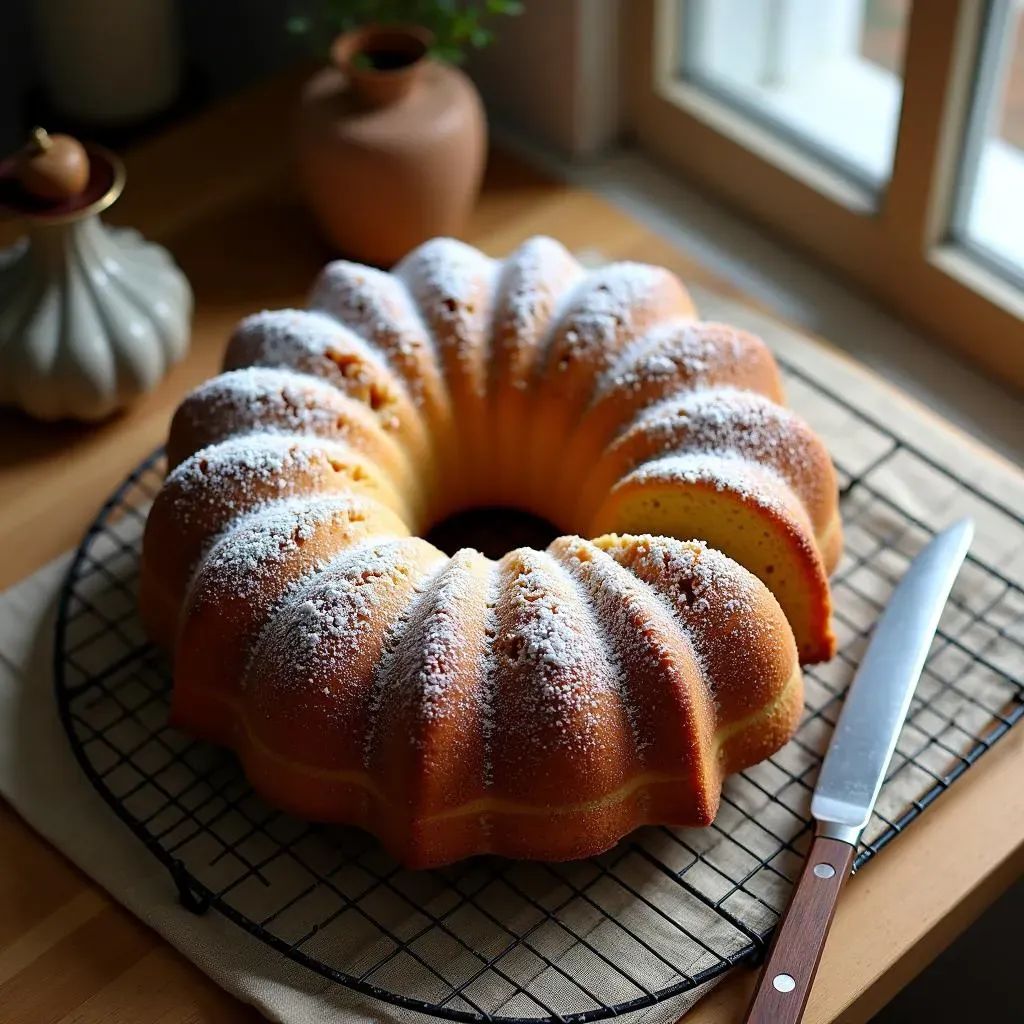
[742, 515, 975, 1024]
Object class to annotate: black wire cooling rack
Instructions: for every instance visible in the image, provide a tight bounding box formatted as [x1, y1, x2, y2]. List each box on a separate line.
[53, 358, 1024, 1024]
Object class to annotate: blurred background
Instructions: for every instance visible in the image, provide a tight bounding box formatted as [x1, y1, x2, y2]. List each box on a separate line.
[0, 0, 548, 154]
[5, 1, 1022, 154]
[0, 0, 305, 155]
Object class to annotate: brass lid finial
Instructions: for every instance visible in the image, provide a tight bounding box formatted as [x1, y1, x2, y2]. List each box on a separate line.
[16, 126, 90, 201]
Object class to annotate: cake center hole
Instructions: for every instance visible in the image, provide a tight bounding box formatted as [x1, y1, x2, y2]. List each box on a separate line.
[425, 507, 562, 560]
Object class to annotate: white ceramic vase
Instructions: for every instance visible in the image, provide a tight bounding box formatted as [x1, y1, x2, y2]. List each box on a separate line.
[0, 150, 193, 422]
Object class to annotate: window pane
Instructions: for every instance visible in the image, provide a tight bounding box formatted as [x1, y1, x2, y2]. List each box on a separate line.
[953, 0, 1024, 280]
[677, 0, 911, 192]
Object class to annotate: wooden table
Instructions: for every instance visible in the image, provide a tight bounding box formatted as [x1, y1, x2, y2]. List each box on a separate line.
[1, 72, 1022, 1024]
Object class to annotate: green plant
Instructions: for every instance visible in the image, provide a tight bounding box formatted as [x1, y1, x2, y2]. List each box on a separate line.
[287, 0, 525, 65]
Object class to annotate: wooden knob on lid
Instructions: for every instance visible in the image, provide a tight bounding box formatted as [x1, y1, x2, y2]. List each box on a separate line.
[15, 127, 91, 202]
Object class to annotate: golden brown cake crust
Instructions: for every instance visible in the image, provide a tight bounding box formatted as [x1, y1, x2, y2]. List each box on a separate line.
[140, 235, 843, 868]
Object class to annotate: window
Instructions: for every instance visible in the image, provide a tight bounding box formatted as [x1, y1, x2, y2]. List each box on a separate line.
[952, 0, 1024, 279]
[625, 0, 1024, 389]
[678, 0, 910, 194]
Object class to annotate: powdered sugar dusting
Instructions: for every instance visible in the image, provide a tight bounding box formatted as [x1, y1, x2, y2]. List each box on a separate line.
[594, 320, 750, 401]
[166, 434, 335, 520]
[625, 450, 786, 510]
[492, 237, 584, 389]
[596, 535, 786, 716]
[596, 536, 757, 654]
[395, 238, 498, 396]
[361, 556, 448, 764]
[309, 260, 439, 403]
[190, 495, 379, 603]
[253, 539, 436, 694]
[225, 309, 404, 429]
[396, 238, 496, 310]
[229, 309, 371, 373]
[479, 565, 501, 788]
[174, 367, 370, 454]
[490, 550, 618, 753]
[552, 538, 661, 752]
[622, 387, 812, 474]
[370, 550, 488, 736]
[499, 237, 581, 338]
[545, 263, 676, 376]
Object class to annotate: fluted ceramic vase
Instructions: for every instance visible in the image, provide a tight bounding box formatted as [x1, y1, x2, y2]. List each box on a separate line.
[0, 145, 192, 422]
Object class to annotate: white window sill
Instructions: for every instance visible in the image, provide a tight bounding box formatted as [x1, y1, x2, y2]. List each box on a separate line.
[687, 54, 901, 185]
[490, 123, 1024, 469]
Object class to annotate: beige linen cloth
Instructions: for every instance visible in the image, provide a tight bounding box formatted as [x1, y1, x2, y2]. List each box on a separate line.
[1, 285, 1023, 1024]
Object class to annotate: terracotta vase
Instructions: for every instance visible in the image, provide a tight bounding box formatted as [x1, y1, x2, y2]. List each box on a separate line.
[295, 24, 487, 267]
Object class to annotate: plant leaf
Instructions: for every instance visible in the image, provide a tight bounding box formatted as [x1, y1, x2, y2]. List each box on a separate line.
[287, 0, 521, 62]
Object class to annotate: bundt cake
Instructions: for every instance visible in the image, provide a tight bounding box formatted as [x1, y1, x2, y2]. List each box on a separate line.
[139, 235, 843, 869]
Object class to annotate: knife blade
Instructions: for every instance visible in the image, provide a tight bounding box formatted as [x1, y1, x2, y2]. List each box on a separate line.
[742, 515, 975, 1024]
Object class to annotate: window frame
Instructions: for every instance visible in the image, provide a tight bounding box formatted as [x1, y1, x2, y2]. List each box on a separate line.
[623, 0, 1024, 391]
[673, 0, 906, 200]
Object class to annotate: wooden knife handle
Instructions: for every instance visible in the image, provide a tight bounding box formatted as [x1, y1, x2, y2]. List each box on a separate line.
[742, 835, 856, 1024]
